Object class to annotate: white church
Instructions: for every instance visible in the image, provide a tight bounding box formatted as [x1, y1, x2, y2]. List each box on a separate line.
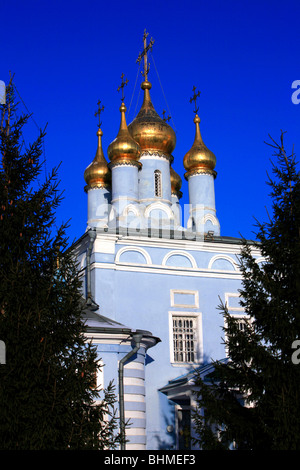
[72, 32, 261, 450]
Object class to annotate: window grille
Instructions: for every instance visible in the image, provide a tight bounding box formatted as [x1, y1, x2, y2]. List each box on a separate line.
[154, 170, 162, 197]
[173, 316, 196, 363]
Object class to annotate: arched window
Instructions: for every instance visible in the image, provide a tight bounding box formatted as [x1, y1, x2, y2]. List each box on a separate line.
[154, 170, 162, 197]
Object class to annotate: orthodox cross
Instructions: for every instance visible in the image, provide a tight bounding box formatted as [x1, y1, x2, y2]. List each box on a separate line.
[95, 100, 104, 128]
[189, 86, 201, 114]
[162, 109, 171, 122]
[117, 73, 129, 102]
[136, 29, 155, 81]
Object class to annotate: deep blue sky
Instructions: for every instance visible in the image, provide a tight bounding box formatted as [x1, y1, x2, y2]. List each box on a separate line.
[1, 0, 300, 243]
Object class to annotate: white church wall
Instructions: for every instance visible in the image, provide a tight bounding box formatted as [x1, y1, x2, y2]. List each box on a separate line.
[87, 233, 246, 449]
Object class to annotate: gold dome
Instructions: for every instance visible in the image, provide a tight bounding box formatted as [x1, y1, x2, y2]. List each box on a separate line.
[84, 128, 111, 190]
[128, 80, 176, 157]
[183, 114, 216, 179]
[108, 102, 141, 166]
[170, 166, 182, 199]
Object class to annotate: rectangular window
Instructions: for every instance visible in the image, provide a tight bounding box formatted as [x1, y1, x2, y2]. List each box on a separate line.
[172, 316, 196, 363]
[225, 293, 244, 312]
[237, 318, 246, 331]
[154, 170, 162, 197]
[224, 314, 251, 357]
[170, 290, 199, 309]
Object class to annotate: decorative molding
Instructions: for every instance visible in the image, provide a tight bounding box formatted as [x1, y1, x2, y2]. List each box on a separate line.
[85, 183, 111, 192]
[122, 204, 141, 218]
[208, 254, 239, 271]
[115, 246, 152, 265]
[109, 160, 142, 169]
[185, 168, 217, 179]
[201, 213, 219, 226]
[144, 201, 174, 219]
[89, 230, 261, 256]
[170, 289, 199, 309]
[186, 212, 219, 233]
[162, 250, 197, 269]
[140, 150, 173, 162]
[92, 261, 243, 279]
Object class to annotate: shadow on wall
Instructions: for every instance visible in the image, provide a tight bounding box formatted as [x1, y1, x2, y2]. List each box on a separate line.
[153, 356, 220, 450]
[154, 395, 176, 450]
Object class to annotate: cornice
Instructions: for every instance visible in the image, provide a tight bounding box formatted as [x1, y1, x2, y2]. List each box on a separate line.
[109, 160, 142, 169]
[184, 167, 217, 180]
[140, 150, 173, 163]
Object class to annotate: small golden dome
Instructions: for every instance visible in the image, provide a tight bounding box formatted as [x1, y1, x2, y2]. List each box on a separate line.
[128, 81, 176, 157]
[108, 102, 141, 165]
[84, 128, 111, 190]
[183, 115, 216, 179]
[170, 166, 182, 199]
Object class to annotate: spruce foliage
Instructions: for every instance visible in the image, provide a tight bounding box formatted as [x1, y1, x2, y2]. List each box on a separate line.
[193, 131, 300, 450]
[0, 78, 121, 450]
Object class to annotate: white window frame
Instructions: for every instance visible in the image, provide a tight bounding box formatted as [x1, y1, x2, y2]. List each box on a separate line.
[97, 359, 104, 390]
[170, 289, 199, 309]
[225, 292, 244, 312]
[169, 311, 202, 365]
[224, 292, 251, 356]
[223, 313, 252, 357]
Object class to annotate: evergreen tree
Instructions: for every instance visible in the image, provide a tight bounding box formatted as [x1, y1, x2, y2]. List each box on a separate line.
[193, 131, 300, 450]
[0, 77, 121, 450]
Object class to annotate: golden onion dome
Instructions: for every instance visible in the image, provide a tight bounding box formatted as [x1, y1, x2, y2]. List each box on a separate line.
[128, 80, 176, 157]
[170, 166, 182, 199]
[183, 114, 216, 179]
[84, 128, 111, 190]
[108, 102, 141, 165]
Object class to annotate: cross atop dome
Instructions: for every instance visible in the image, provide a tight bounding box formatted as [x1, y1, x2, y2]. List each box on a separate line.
[162, 109, 171, 122]
[95, 100, 104, 128]
[117, 73, 129, 102]
[136, 29, 155, 82]
[189, 86, 201, 115]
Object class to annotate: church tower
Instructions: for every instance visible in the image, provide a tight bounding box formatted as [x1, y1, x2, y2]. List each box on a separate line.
[127, 31, 177, 229]
[107, 75, 141, 229]
[183, 88, 220, 236]
[84, 101, 111, 228]
[83, 35, 220, 237]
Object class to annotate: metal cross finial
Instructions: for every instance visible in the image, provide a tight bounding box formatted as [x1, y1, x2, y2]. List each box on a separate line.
[189, 86, 201, 114]
[162, 109, 171, 122]
[136, 29, 155, 81]
[117, 73, 129, 102]
[95, 100, 104, 128]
